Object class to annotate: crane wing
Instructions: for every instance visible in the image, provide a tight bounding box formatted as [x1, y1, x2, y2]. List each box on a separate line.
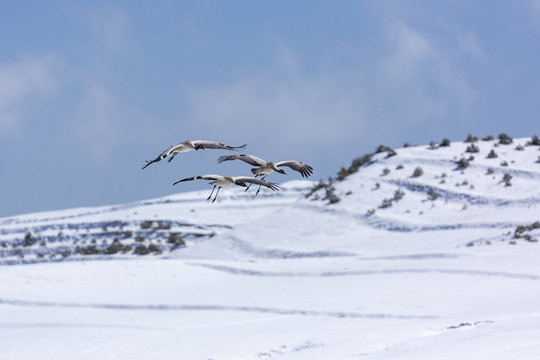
[193, 140, 247, 151]
[234, 176, 280, 191]
[217, 154, 266, 166]
[276, 161, 313, 178]
[172, 174, 222, 186]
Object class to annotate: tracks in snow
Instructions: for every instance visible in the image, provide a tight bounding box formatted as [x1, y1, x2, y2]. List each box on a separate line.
[0, 298, 436, 320]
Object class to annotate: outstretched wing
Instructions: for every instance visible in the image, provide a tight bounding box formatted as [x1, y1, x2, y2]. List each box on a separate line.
[217, 154, 266, 166]
[194, 140, 247, 151]
[234, 176, 280, 191]
[141, 143, 183, 169]
[172, 174, 221, 186]
[276, 161, 313, 178]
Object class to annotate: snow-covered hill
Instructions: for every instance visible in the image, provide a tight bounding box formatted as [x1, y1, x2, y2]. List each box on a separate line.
[1, 135, 540, 359]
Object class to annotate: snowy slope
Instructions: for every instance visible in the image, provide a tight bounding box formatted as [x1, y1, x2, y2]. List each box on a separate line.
[1, 136, 540, 359]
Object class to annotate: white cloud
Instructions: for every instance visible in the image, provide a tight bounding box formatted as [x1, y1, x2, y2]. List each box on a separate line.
[0, 55, 58, 134]
[376, 22, 475, 126]
[187, 72, 370, 159]
[185, 22, 480, 157]
[71, 83, 119, 161]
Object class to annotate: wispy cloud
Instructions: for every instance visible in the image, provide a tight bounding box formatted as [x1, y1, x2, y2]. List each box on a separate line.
[186, 21, 480, 156]
[376, 22, 476, 126]
[0, 55, 58, 134]
[66, 5, 138, 161]
[72, 83, 118, 160]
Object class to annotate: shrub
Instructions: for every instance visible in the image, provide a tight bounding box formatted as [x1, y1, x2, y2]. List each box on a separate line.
[133, 245, 151, 255]
[466, 144, 480, 153]
[76, 245, 102, 255]
[502, 173, 512, 186]
[486, 168, 494, 175]
[427, 187, 438, 201]
[325, 186, 341, 204]
[140, 220, 153, 229]
[379, 199, 393, 209]
[366, 208, 376, 216]
[396, 164, 404, 170]
[347, 154, 373, 176]
[440, 138, 451, 147]
[154, 223, 172, 230]
[393, 188, 405, 201]
[429, 141, 438, 150]
[148, 244, 162, 254]
[376, 145, 391, 153]
[487, 149, 498, 158]
[382, 167, 390, 176]
[105, 239, 124, 254]
[337, 167, 349, 181]
[498, 133, 513, 145]
[167, 233, 185, 246]
[515, 144, 524, 151]
[412, 167, 423, 177]
[482, 135, 494, 141]
[456, 158, 470, 169]
[135, 235, 146, 242]
[23, 232, 36, 247]
[530, 135, 540, 146]
[465, 134, 478, 143]
[501, 160, 508, 167]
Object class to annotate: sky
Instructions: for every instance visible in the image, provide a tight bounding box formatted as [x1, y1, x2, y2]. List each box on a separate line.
[1, 0, 539, 217]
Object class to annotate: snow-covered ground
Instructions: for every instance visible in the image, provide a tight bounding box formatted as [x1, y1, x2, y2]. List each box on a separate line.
[1, 136, 540, 359]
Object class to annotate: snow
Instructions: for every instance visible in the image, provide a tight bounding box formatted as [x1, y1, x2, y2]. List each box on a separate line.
[1, 137, 540, 359]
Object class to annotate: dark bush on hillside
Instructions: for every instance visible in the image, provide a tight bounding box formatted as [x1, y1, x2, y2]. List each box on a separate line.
[513, 221, 540, 242]
[515, 144, 524, 151]
[105, 239, 124, 254]
[379, 198, 392, 209]
[75, 245, 102, 255]
[487, 149, 498, 158]
[167, 233, 185, 246]
[23, 232, 36, 247]
[502, 173, 512, 186]
[393, 188, 405, 201]
[456, 158, 470, 169]
[465, 134, 478, 143]
[428, 141, 438, 150]
[482, 135, 494, 141]
[466, 144, 480, 153]
[440, 138, 451, 147]
[530, 135, 540, 146]
[412, 167, 423, 177]
[140, 220, 153, 230]
[427, 187, 438, 201]
[376, 145, 392, 153]
[386, 148, 397, 157]
[498, 133, 513, 145]
[325, 186, 341, 204]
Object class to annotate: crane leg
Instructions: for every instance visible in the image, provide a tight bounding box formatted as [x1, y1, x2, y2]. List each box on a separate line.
[207, 185, 216, 201]
[212, 186, 221, 203]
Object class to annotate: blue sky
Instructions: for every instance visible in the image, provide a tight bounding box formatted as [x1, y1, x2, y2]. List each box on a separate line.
[1, 0, 539, 217]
